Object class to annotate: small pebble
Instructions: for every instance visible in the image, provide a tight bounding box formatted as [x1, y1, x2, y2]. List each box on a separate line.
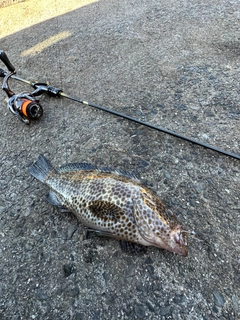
[134, 304, 146, 319]
[232, 294, 239, 313]
[63, 263, 74, 277]
[160, 306, 171, 316]
[213, 289, 225, 307]
[68, 287, 79, 297]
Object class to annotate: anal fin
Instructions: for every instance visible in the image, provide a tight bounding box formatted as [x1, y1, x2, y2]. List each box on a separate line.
[46, 191, 71, 213]
[46, 191, 62, 206]
[119, 240, 148, 255]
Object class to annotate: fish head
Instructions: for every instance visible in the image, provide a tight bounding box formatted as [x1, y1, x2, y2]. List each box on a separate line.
[155, 222, 188, 256]
[155, 207, 188, 256]
[135, 197, 188, 256]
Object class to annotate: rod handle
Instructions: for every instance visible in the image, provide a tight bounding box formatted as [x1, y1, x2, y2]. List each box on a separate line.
[0, 51, 15, 73]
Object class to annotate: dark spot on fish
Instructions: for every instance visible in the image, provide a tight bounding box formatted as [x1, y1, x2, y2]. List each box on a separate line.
[88, 201, 125, 223]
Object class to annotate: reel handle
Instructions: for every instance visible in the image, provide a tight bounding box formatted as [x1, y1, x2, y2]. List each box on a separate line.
[0, 68, 7, 77]
[0, 50, 15, 73]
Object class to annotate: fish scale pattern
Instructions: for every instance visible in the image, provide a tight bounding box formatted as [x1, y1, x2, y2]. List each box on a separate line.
[29, 155, 188, 256]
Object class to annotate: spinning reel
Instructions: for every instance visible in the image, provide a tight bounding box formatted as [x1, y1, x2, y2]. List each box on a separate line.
[0, 50, 43, 124]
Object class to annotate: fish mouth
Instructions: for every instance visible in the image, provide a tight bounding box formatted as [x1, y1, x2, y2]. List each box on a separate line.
[153, 237, 188, 256]
[170, 226, 188, 256]
[139, 226, 188, 256]
[167, 242, 188, 257]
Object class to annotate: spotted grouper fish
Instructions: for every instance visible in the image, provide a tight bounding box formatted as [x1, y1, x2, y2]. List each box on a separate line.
[28, 155, 188, 256]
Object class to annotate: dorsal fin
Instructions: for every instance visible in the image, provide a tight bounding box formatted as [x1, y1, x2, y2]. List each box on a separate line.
[59, 163, 97, 173]
[99, 167, 140, 182]
[58, 162, 140, 182]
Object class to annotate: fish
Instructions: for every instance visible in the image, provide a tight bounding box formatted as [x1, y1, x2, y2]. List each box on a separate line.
[28, 154, 188, 256]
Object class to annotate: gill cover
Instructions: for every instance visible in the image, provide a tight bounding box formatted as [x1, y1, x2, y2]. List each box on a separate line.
[133, 198, 188, 256]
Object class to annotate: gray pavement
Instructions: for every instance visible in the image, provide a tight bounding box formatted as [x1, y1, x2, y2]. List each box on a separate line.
[0, 0, 240, 319]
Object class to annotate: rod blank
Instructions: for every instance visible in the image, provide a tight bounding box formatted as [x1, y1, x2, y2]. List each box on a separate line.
[60, 92, 240, 160]
[1, 70, 240, 161]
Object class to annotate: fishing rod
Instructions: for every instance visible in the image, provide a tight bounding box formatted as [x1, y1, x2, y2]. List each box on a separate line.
[0, 50, 239, 161]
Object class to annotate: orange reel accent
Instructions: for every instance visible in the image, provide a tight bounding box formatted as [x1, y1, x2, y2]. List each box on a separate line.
[20, 99, 32, 117]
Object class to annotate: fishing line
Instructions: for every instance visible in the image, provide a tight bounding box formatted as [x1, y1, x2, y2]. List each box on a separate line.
[1, 50, 239, 161]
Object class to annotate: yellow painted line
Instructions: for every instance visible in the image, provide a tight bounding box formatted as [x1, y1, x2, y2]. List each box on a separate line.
[21, 31, 71, 56]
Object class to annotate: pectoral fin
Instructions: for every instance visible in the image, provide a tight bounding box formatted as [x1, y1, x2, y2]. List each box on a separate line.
[85, 228, 147, 255]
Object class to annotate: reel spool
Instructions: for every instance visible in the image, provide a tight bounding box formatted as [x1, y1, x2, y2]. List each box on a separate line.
[7, 92, 43, 124]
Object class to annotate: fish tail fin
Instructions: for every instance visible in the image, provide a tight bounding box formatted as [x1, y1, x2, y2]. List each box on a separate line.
[28, 154, 56, 182]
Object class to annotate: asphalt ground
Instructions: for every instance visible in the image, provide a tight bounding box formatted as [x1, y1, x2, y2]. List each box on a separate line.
[0, 0, 240, 319]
